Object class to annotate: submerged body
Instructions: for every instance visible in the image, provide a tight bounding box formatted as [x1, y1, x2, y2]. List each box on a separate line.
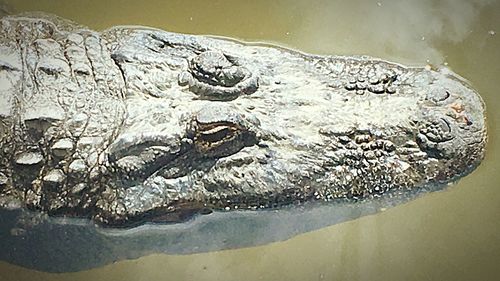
[0, 13, 487, 271]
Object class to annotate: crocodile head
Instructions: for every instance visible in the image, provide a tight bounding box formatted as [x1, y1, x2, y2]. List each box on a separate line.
[0, 16, 487, 227]
[95, 28, 486, 226]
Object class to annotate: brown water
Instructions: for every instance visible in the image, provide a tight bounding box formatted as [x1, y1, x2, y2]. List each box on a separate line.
[1, 0, 499, 280]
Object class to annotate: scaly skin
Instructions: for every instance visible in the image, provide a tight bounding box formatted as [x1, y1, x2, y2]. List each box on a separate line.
[0, 14, 487, 227]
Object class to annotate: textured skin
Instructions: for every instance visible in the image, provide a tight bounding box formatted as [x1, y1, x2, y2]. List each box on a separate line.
[0, 14, 487, 227]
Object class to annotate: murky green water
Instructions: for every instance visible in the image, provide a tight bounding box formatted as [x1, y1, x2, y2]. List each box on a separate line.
[1, 0, 499, 280]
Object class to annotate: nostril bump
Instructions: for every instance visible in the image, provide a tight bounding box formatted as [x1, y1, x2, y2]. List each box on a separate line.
[426, 88, 451, 103]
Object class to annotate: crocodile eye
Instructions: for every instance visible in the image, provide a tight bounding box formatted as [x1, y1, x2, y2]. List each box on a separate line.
[194, 122, 244, 157]
[178, 50, 259, 101]
[198, 124, 237, 143]
[191, 104, 259, 158]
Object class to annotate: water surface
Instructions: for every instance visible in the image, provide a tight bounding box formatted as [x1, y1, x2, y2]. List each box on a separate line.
[1, 0, 499, 280]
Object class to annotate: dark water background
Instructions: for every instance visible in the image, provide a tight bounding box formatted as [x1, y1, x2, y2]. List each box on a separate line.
[1, 0, 499, 280]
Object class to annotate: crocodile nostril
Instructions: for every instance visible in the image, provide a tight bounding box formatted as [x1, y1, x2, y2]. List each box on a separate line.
[419, 117, 453, 143]
[426, 88, 451, 104]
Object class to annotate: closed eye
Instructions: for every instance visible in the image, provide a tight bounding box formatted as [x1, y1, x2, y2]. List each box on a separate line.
[198, 125, 236, 143]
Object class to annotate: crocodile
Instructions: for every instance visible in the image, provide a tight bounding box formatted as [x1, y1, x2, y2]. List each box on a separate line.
[0, 13, 488, 225]
[0, 14, 487, 271]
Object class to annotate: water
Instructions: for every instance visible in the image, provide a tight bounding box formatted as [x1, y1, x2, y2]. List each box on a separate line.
[0, 0, 499, 280]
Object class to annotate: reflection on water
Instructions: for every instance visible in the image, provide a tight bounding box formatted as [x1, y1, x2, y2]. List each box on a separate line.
[1, 0, 499, 280]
